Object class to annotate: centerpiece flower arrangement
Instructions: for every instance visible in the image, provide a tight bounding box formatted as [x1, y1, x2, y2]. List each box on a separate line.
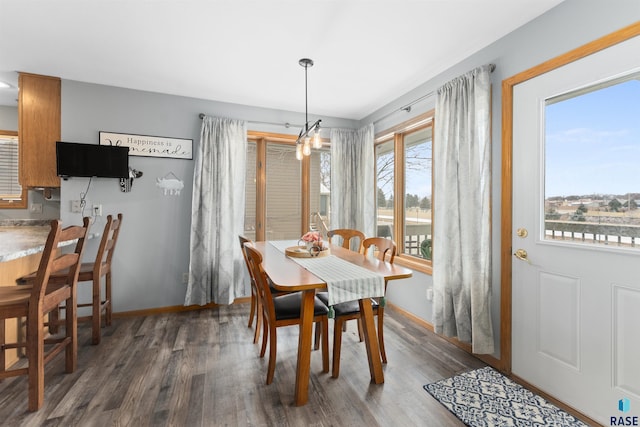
[299, 231, 326, 254]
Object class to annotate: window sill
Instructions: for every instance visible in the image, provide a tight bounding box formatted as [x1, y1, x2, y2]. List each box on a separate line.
[395, 255, 432, 275]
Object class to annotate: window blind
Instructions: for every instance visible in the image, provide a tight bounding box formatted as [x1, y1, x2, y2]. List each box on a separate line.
[0, 135, 22, 199]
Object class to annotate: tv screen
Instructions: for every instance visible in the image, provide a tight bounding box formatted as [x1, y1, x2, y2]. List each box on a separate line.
[56, 142, 129, 179]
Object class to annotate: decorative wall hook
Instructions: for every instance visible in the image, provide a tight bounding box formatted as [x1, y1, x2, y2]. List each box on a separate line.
[156, 171, 184, 196]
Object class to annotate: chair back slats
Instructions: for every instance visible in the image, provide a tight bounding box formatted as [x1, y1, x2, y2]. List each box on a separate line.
[29, 218, 90, 318]
[327, 229, 365, 252]
[29, 220, 64, 303]
[97, 214, 123, 273]
[362, 237, 397, 263]
[243, 243, 277, 321]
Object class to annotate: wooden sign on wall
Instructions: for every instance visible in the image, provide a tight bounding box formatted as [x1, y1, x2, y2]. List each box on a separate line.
[99, 131, 192, 160]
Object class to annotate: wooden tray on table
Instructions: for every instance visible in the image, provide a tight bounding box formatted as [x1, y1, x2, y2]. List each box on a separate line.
[285, 245, 330, 258]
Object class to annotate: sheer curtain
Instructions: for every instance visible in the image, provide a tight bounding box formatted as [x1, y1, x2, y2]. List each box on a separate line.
[185, 116, 248, 305]
[330, 124, 376, 240]
[432, 65, 494, 354]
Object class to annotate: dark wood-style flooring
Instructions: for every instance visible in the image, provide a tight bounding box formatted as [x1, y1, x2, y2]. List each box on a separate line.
[0, 304, 487, 426]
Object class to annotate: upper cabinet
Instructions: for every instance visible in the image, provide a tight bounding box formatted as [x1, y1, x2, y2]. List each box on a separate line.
[18, 73, 61, 188]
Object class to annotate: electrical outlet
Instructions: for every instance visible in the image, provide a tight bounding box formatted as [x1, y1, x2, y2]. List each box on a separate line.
[71, 200, 82, 213]
[30, 203, 43, 213]
[93, 204, 102, 216]
[182, 273, 189, 284]
[426, 288, 434, 301]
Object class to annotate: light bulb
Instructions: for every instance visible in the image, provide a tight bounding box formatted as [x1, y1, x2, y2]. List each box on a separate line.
[312, 128, 322, 149]
[296, 143, 303, 160]
[303, 140, 311, 156]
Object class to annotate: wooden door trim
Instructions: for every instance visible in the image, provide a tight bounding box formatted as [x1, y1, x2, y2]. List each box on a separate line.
[500, 21, 640, 374]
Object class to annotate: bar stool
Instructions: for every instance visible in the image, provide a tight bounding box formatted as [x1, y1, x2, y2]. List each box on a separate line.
[0, 218, 90, 410]
[19, 214, 123, 345]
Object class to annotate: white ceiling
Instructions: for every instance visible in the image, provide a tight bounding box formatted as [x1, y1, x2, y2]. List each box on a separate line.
[0, 0, 565, 119]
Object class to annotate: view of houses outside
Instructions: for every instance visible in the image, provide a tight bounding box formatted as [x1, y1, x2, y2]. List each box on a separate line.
[544, 73, 640, 247]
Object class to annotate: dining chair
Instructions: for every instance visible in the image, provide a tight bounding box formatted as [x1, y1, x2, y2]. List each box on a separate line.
[239, 235, 262, 344]
[243, 243, 329, 385]
[19, 214, 123, 345]
[327, 228, 365, 253]
[239, 235, 290, 345]
[0, 218, 90, 411]
[316, 228, 366, 343]
[320, 236, 397, 378]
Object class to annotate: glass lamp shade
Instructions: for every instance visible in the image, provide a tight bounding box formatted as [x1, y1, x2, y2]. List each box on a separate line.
[312, 129, 322, 149]
[296, 143, 303, 160]
[303, 139, 311, 156]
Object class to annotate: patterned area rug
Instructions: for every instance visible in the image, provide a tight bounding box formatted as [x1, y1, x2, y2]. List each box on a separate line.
[423, 367, 588, 427]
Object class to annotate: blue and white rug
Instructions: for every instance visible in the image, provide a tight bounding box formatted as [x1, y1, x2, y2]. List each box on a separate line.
[423, 367, 588, 427]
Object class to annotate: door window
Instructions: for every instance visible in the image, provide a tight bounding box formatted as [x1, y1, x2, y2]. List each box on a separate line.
[544, 73, 640, 248]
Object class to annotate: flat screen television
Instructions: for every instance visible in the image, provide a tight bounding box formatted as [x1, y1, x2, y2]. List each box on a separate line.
[56, 141, 130, 179]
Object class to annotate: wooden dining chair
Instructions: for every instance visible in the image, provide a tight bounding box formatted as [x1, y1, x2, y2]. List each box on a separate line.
[321, 236, 397, 378]
[0, 218, 90, 411]
[327, 228, 365, 253]
[19, 214, 123, 345]
[239, 235, 262, 344]
[243, 243, 329, 385]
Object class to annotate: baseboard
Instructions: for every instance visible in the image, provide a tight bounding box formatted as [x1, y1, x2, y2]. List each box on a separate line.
[385, 302, 502, 370]
[112, 296, 251, 319]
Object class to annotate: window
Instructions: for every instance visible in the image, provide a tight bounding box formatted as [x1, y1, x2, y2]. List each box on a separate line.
[375, 111, 434, 273]
[544, 72, 640, 249]
[0, 130, 27, 209]
[245, 132, 329, 241]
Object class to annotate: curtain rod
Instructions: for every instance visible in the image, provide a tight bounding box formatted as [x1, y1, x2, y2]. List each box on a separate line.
[200, 63, 495, 127]
[198, 113, 304, 129]
[372, 63, 495, 126]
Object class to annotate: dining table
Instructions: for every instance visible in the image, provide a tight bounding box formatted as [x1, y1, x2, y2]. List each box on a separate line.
[252, 240, 413, 406]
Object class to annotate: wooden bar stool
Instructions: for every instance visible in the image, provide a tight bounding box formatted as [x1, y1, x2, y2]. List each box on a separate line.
[0, 218, 90, 411]
[19, 214, 123, 345]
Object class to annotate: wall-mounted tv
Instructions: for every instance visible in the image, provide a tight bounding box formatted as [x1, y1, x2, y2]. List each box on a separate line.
[56, 141, 129, 179]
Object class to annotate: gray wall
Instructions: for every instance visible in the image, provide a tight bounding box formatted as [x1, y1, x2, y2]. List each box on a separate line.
[0, 105, 18, 130]
[60, 81, 356, 313]
[367, 0, 640, 357]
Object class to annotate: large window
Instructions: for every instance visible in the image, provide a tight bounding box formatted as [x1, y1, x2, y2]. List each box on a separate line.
[245, 132, 329, 241]
[375, 111, 434, 273]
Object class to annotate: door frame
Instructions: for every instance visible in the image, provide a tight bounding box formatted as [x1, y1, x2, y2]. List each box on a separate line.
[499, 21, 640, 374]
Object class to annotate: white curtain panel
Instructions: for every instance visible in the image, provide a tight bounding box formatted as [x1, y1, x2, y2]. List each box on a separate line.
[330, 124, 376, 241]
[185, 116, 248, 305]
[433, 65, 494, 354]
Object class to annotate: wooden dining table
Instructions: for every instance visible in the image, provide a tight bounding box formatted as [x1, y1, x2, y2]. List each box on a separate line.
[252, 241, 413, 406]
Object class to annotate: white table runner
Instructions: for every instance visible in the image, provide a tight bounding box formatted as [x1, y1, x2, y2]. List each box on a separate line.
[269, 240, 385, 306]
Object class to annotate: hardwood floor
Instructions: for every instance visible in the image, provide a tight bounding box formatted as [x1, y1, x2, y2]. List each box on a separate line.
[0, 304, 486, 426]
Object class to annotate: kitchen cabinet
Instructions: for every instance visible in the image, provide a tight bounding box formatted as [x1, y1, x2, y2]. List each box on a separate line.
[18, 73, 61, 188]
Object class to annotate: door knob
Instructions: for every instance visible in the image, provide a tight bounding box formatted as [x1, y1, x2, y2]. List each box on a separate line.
[514, 249, 529, 262]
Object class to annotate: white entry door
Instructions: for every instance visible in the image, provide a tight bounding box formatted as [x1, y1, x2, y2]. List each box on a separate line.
[512, 35, 640, 424]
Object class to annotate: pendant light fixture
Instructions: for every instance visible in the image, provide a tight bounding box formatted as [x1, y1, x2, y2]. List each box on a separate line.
[295, 58, 322, 160]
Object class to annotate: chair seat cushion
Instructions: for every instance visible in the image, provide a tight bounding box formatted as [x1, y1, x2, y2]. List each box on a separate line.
[315, 291, 379, 316]
[273, 292, 328, 321]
